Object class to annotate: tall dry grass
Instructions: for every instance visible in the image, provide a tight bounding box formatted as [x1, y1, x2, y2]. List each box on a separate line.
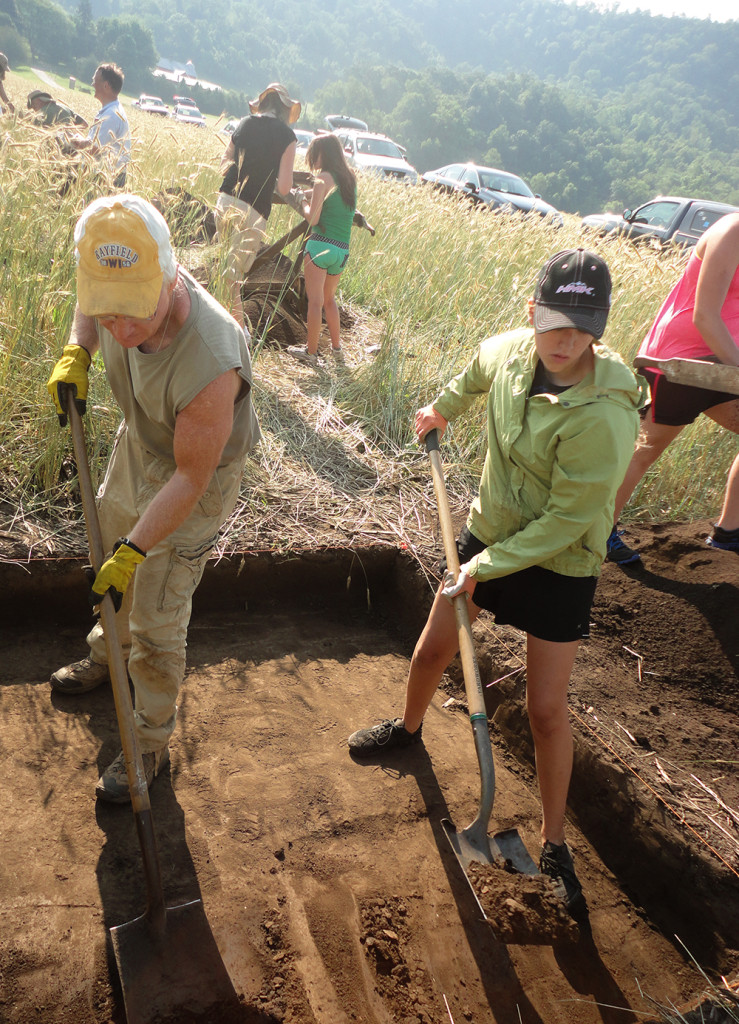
[0, 84, 735, 532]
[337, 176, 736, 522]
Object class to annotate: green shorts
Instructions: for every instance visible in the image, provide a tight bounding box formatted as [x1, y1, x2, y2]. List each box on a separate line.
[306, 234, 350, 275]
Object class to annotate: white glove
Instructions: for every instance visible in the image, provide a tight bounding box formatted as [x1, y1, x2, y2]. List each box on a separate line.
[442, 568, 472, 603]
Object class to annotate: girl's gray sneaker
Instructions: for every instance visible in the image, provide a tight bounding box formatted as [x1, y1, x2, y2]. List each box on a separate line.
[348, 718, 423, 757]
[286, 345, 318, 367]
[539, 840, 588, 921]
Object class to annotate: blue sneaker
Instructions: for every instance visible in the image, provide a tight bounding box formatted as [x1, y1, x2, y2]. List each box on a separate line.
[606, 525, 641, 565]
[707, 525, 739, 552]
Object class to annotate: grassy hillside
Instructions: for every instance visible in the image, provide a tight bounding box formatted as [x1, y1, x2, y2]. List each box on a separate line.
[8, 0, 738, 211]
[1, 74, 734, 545]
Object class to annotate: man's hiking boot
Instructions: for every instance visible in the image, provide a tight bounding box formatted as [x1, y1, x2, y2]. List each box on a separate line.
[50, 656, 110, 694]
[96, 747, 170, 804]
[707, 524, 739, 553]
[348, 718, 423, 757]
[606, 525, 641, 566]
[539, 840, 588, 921]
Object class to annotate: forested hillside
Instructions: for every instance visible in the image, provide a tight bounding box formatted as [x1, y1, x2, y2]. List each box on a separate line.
[3, 0, 738, 212]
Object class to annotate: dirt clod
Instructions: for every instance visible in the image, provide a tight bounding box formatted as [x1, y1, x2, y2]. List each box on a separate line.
[467, 860, 580, 944]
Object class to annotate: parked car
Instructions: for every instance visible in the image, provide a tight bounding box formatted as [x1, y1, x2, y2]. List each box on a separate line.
[422, 163, 563, 225]
[294, 129, 315, 153]
[219, 118, 240, 136]
[171, 103, 206, 128]
[173, 95, 198, 109]
[333, 129, 418, 183]
[325, 114, 368, 132]
[581, 196, 739, 248]
[132, 94, 169, 116]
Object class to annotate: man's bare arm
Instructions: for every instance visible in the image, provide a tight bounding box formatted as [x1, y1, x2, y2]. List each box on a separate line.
[127, 370, 242, 552]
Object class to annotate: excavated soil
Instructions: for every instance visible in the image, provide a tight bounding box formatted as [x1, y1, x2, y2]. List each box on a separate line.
[1, 523, 738, 1024]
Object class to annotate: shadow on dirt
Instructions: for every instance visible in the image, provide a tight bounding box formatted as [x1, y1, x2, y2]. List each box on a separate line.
[351, 744, 636, 1023]
[51, 684, 278, 1024]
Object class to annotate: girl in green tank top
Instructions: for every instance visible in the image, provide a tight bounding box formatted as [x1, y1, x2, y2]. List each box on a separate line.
[287, 135, 358, 366]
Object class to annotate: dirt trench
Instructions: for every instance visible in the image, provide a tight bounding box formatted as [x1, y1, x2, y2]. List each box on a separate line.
[0, 526, 738, 1024]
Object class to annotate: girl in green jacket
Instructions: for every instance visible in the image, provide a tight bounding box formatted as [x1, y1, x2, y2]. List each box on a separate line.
[349, 249, 642, 919]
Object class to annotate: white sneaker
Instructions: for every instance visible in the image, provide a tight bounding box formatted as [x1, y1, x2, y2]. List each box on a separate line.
[286, 345, 318, 366]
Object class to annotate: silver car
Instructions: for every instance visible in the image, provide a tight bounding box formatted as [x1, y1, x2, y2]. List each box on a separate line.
[422, 162, 563, 225]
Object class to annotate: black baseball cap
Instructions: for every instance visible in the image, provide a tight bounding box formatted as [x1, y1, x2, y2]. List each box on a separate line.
[533, 249, 612, 339]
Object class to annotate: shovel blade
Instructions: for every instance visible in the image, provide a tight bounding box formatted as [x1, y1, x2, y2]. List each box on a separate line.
[442, 817, 538, 921]
[442, 818, 538, 875]
[111, 899, 240, 1024]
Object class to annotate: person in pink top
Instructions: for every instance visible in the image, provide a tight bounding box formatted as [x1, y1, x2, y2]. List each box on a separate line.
[607, 211, 739, 564]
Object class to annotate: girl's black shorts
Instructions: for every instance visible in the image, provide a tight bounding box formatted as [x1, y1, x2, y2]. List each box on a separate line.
[641, 367, 738, 426]
[440, 527, 598, 643]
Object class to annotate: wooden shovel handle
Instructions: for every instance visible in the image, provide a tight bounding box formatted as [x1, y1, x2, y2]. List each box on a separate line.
[65, 391, 166, 928]
[425, 430, 487, 721]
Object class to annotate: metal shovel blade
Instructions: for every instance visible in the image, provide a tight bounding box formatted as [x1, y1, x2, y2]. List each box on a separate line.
[111, 899, 240, 1024]
[442, 818, 539, 921]
[442, 817, 538, 876]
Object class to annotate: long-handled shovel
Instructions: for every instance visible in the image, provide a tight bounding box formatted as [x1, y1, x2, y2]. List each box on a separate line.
[633, 355, 739, 395]
[425, 430, 538, 915]
[64, 390, 239, 1024]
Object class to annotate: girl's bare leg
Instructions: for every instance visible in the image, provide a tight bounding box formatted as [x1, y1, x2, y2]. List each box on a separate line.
[613, 418, 684, 522]
[525, 634, 581, 846]
[402, 587, 482, 733]
[323, 273, 342, 349]
[229, 279, 246, 330]
[303, 255, 327, 355]
[706, 399, 739, 530]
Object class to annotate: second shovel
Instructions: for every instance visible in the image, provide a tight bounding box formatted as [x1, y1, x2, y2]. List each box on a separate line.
[425, 430, 538, 917]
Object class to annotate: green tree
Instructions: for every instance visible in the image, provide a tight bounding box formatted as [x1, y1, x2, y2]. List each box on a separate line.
[0, 0, 20, 24]
[0, 26, 31, 66]
[19, 0, 75, 62]
[74, 0, 96, 57]
[95, 15, 157, 86]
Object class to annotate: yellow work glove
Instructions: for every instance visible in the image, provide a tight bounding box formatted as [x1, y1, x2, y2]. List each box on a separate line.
[46, 344, 91, 426]
[90, 538, 146, 611]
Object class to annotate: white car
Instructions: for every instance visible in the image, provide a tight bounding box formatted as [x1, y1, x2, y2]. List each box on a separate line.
[325, 114, 368, 132]
[171, 103, 206, 128]
[333, 129, 418, 183]
[132, 94, 169, 117]
[294, 129, 315, 153]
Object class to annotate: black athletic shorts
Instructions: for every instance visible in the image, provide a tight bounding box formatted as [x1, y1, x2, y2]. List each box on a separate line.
[440, 527, 598, 643]
[641, 368, 738, 427]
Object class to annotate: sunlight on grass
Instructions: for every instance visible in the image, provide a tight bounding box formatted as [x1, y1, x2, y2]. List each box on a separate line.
[0, 95, 735, 530]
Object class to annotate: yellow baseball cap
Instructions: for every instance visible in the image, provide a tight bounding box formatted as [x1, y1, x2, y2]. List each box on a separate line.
[74, 194, 175, 318]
